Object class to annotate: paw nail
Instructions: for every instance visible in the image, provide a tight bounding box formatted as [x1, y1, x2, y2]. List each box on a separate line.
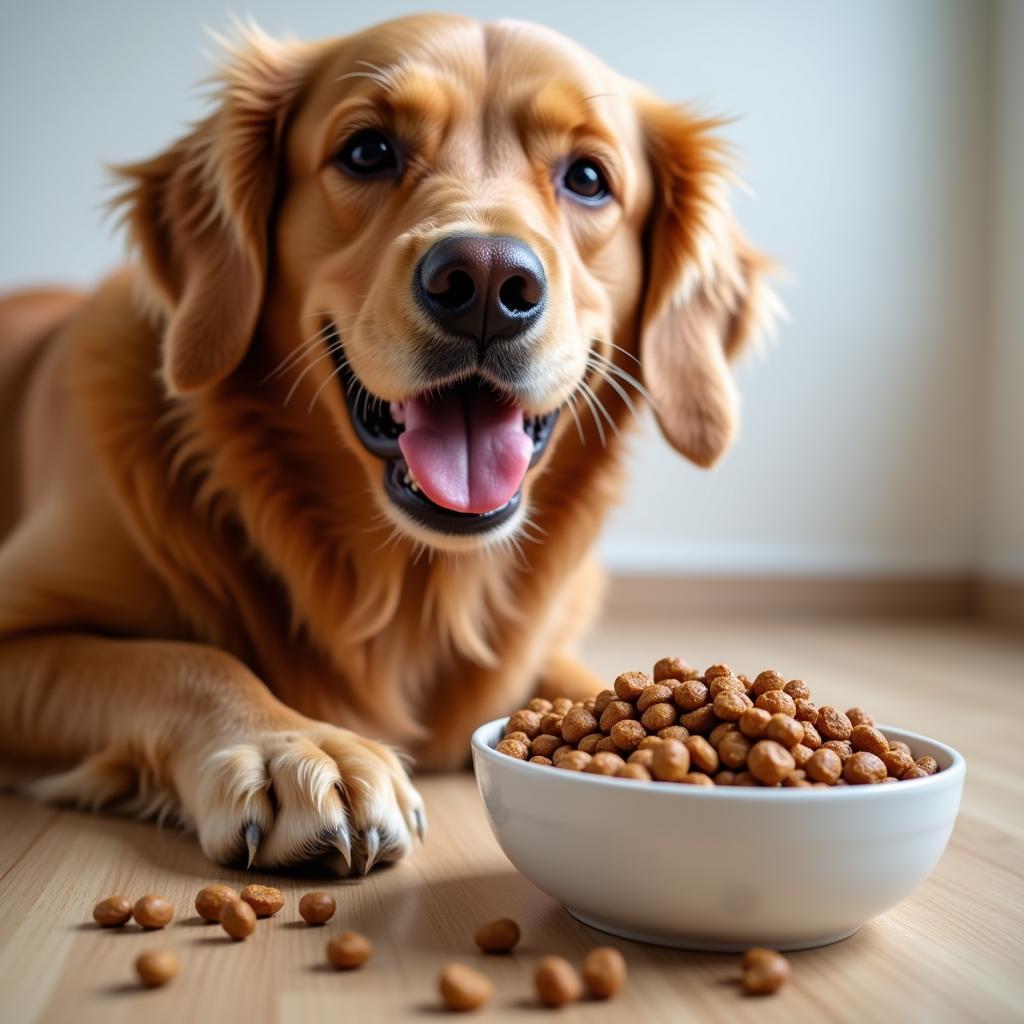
[243, 821, 262, 869]
[361, 827, 381, 875]
[326, 825, 352, 869]
[414, 808, 427, 842]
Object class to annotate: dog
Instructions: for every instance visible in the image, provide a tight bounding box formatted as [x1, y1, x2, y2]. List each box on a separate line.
[0, 14, 773, 874]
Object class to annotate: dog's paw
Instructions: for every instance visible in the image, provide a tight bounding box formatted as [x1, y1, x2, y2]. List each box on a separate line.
[189, 725, 425, 876]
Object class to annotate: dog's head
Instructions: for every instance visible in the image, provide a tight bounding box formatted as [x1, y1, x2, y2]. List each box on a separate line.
[118, 16, 774, 552]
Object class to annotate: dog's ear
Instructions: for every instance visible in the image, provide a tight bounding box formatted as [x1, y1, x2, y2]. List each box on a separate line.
[113, 27, 313, 393]
[636, 99, 776, 467]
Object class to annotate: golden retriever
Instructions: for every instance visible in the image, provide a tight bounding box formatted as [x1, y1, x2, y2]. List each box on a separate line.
[0, 14, 773, 874]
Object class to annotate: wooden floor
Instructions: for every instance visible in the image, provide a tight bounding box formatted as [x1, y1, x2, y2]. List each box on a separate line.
[1, 615, 1022, 1023]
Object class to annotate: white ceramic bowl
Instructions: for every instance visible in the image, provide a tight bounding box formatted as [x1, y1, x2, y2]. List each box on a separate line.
[471, 718, 965, 951]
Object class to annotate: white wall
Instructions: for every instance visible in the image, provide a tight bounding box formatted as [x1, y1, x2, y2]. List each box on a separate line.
[0, 1, 1013, 579]
[984, 0, 1024, 581]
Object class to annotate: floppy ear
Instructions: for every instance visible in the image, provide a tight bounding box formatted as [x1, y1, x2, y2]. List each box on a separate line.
[113, 26, 312, 393]
[637, 100, 776, 467]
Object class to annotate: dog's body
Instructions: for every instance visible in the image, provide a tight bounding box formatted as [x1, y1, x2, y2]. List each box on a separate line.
[0, 15, 771, 873]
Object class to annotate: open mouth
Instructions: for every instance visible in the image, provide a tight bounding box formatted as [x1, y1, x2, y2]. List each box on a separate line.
[328, 329, 559, 536]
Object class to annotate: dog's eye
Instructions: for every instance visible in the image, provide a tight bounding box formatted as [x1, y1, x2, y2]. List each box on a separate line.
[336, 129, 400, 178]
[562, 158, 610, 203]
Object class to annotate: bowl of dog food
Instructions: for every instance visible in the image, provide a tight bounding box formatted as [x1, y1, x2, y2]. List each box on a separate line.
[471, 659, 965, 951]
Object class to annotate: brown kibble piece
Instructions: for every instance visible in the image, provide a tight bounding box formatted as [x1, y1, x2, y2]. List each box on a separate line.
[901, 765, 929, 780]
[474, 917, 520, 953]
[703, 663, 732, 681]
[562, 707, 599, 743]
[640, 703, 677, 732]
[496, 738, 529, 760]
[540, 713, 564, 736]
[889, 740, 912, 756]
[530, 755, 553, 766]
[582, 946, 628, 999]
[755, 690, 797, 717]
[637, 684, 674, 711]
[439, 962, 494, 1011]
[299, 891, 336, 925]
[802, 721, 822, 750]
[577, 733, 603, 754]
[132, 895, 173, 930]
[784, 679, 811, 700]
[915, 756, 939, 775]
[794, 699, 819, 722]
[752, 670, 786, 696]
[747, 740, 796, 785]
[616, 763, 652, 780]
[327, 931, 374, 970]
[713, 689, 753, 722]
[614, 671, 651, 701]
[733, 771, 759, 786]
[610, 719, 647, 751]
[595, 736, 620, 753]
[685, 735, 719, 774]
[504, 731, 530, 746]
[681, 772, 714, 786]
[558, 750, 592, 771]
[653, 657, 692, 682]
[713, 770, 736, 785]
[739, 707, 771, 739]
[817, 706, 853, 741]
[592, 689, 616, 717]
[822, 739, 854, 761]
[220, 898, 257, 940]
[846, 707, 874, 727]
[135, 949, 180, 988]
[552, 697, 573, 715]
[627, 748, 655, 767]
[850, 724, 889, 758]
[708, 722, 738, 748]
[527, 697, 552, 714]
[585, 751, 626, 775]
[806, 747, 843, 784]
[657, 725, 690, 742]
[709, 674, 746, 699]
[741, 948, 791, 995]
[672, 680, 709, 711]
[881, 746, 914, 777]
[790, 744, 812, 768]
[535, 956, 584, 1008]
[679, 705, 717, 734]
[844, 751, 888, 784]
[506, 709, 541, 738]
[240, 884, 284, 918]
[651, 738, 691, 782]
[598, 700, 635, 733]
[93, 895, 132, 928]
[551, 744, 573, 765]
[764, 714, 804, 748]
[195, 885, 238, 923]
[717, 731, 752, 770]
[530, 734, 562, 758]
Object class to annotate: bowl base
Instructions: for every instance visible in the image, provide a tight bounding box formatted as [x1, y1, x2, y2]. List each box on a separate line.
[567, 909, 860, 952]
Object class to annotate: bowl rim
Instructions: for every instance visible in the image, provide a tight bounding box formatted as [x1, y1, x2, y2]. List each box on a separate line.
[471, 717, 966, 800]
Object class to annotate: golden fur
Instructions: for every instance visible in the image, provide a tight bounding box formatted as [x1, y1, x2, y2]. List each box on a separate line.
[0, 15, 773, 873]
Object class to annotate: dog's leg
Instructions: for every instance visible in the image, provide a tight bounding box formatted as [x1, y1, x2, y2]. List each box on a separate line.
[0, 633, 424, 874]
[534, 653, 606, 704]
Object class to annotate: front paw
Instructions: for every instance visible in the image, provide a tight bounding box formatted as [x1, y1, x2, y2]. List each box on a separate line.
[188, 725, 425, 876]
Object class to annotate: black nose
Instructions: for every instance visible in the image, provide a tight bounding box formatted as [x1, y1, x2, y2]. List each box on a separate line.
[415, 235, 546, 349]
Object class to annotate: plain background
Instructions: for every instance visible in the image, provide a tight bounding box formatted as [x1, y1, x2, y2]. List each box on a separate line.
[1, 0, 1020, 582]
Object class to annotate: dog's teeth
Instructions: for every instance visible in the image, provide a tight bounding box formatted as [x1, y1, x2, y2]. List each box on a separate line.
[410, 481, 420, 493]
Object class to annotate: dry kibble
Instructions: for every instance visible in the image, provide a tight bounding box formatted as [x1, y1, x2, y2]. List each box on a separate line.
[681, 772, 715, 786]
[585, 751, 626, 775]
[610, 719, 647, 751]
[504, 731, 530, 746]
[582, 698, 596, 712]
[577, 733, 603, 754]
[240, 884, 283, 918]
[220, 898, 257, 940]
[593, 689, 616, 717]
[439, 962, 494, 1011]
[581, 946, 628, 999]
[733, 771, 759, 786]
[881, 746, 914, 777]
[901, 765, 929, 780]
[327, 931, 374, 970]
[703, 663, 732, 681]
[651, 738, 691, 782]
[616, 763, 652, 780]
[890, 740, 912, 757]
[599, 700, 635, 732]
[844, 751, 888, 785]
[672, 680, 709, 711]
[559, 750, 592, 771]
[713, 770, 736, 785]
[802, 721, 823, 750]
[709, 674, 746, 700]
[133, 895, 174, 930]
[717, 731, 753, 770]
[640, 703, 677, 732]
[527, 697, 553, 714]
[496, 738, 529, 760]
[915, 756, 939, 775]
[741, 948, 790, 996]
[846, 707, 874, 727]
[850, 724, 890, 758]
[784, 679, 811, 700]
[530, 756, 553, 766]
[806, 747, 843, 784]
[540, 713, 564, 736]
[653, 656, 692, 682]
[535, 956, 584, 1008]
[755, 690, 797, 717]
[551, 744, 574, 765]
[657, 725, 690, 742]
[195, 885, 238, 923]
[506, 709, 541, 738]
[299, 891, 336, 925]
[93, 895, 132, 928]
[685, 735, 719, 774]
[708, 722, 738, 748]
[679, 705, 717, 734]
[562, 707, 599, 744]
[552, 697, 573, 715]
[628, 748, 655, 767]
[752, 670, 786, 696]
[614, 671, 651, 701]
[135, 950, 179, 988]
[764, 714, 804, 748]
[822, 739, 854, 761]
[817, 706, 853, 741]
[713, 689, 753, 722]
[739, 707, 772, 739]
[595, 736, 620, 754]
[531, 734, 562, 758]
[790, 744, 813, 769]
[794, 699, 819, 722]
[638, 735, 663, 749]
[747, 741, 796, 786]
[637, 684, 674, 711]
[474, 917, 520, 953]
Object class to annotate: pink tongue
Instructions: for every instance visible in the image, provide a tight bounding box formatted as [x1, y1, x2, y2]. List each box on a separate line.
[398, 387, 532, 514]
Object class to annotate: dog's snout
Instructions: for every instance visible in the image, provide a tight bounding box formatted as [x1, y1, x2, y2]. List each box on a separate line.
[415, 235, 546, 348]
